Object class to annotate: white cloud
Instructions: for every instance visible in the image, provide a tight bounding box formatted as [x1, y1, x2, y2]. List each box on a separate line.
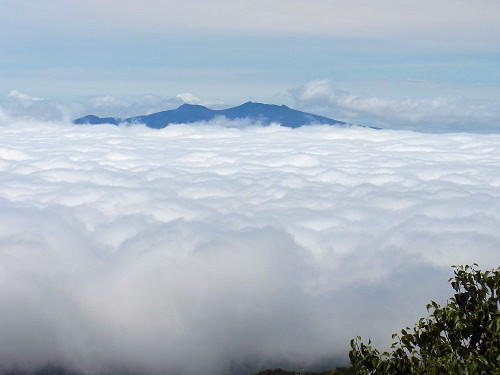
[174, 93, 201, 105]
[82, 93, 208, 117]
[7, 90, 43, 102]
[0, 117, 499, 374]
[0, 91, 220, 122]
[291, 80, 500, 133]
[4, 87, 500, 134]
[1, 90, 70, 122]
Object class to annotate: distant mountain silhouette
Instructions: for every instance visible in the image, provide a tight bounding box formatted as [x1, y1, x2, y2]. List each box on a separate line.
[74, 102, 347, 129]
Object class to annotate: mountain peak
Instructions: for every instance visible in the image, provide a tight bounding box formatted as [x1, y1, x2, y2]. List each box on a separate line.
[74, 101, 348, 129]
[240, 101, 266, 107]
[177, 103, 207, 110]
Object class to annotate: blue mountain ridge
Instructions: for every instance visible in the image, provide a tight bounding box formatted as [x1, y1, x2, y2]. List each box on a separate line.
[74, 102, 348, 129]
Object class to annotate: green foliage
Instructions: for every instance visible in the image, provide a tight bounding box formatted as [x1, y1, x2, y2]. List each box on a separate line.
[349, 264, 500, 375]
[255, 368, 354, 375]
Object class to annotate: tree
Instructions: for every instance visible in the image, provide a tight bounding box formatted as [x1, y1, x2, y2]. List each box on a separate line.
[349, 264, 499, 375]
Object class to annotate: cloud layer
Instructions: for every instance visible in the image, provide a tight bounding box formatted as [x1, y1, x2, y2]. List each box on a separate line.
[0, 118, 499, 374]
[292, 81, 500, 133]
[3, 0, 500, 47]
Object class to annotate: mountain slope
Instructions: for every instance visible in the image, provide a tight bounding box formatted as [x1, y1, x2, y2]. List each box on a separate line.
[74, 102, 346, 129]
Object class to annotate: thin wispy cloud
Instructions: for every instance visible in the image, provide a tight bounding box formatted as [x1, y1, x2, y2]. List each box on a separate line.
[3, 0, 500, 47]
[2, 2, 499, 102]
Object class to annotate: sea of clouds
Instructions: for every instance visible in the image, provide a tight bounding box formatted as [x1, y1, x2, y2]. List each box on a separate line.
[0, 113, 499, 374]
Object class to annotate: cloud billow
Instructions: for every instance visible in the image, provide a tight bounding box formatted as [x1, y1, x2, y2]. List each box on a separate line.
[292, 80, 500, 133]
[0, 91, 216, 123]
[0, 118, 499, 374]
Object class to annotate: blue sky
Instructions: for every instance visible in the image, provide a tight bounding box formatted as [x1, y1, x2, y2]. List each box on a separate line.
[3, 32, 500, 101]
[1, 0, 500, 131]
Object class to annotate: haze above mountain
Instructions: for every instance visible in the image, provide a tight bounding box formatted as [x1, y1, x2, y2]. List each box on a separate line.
[74, 102, 347, 129]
